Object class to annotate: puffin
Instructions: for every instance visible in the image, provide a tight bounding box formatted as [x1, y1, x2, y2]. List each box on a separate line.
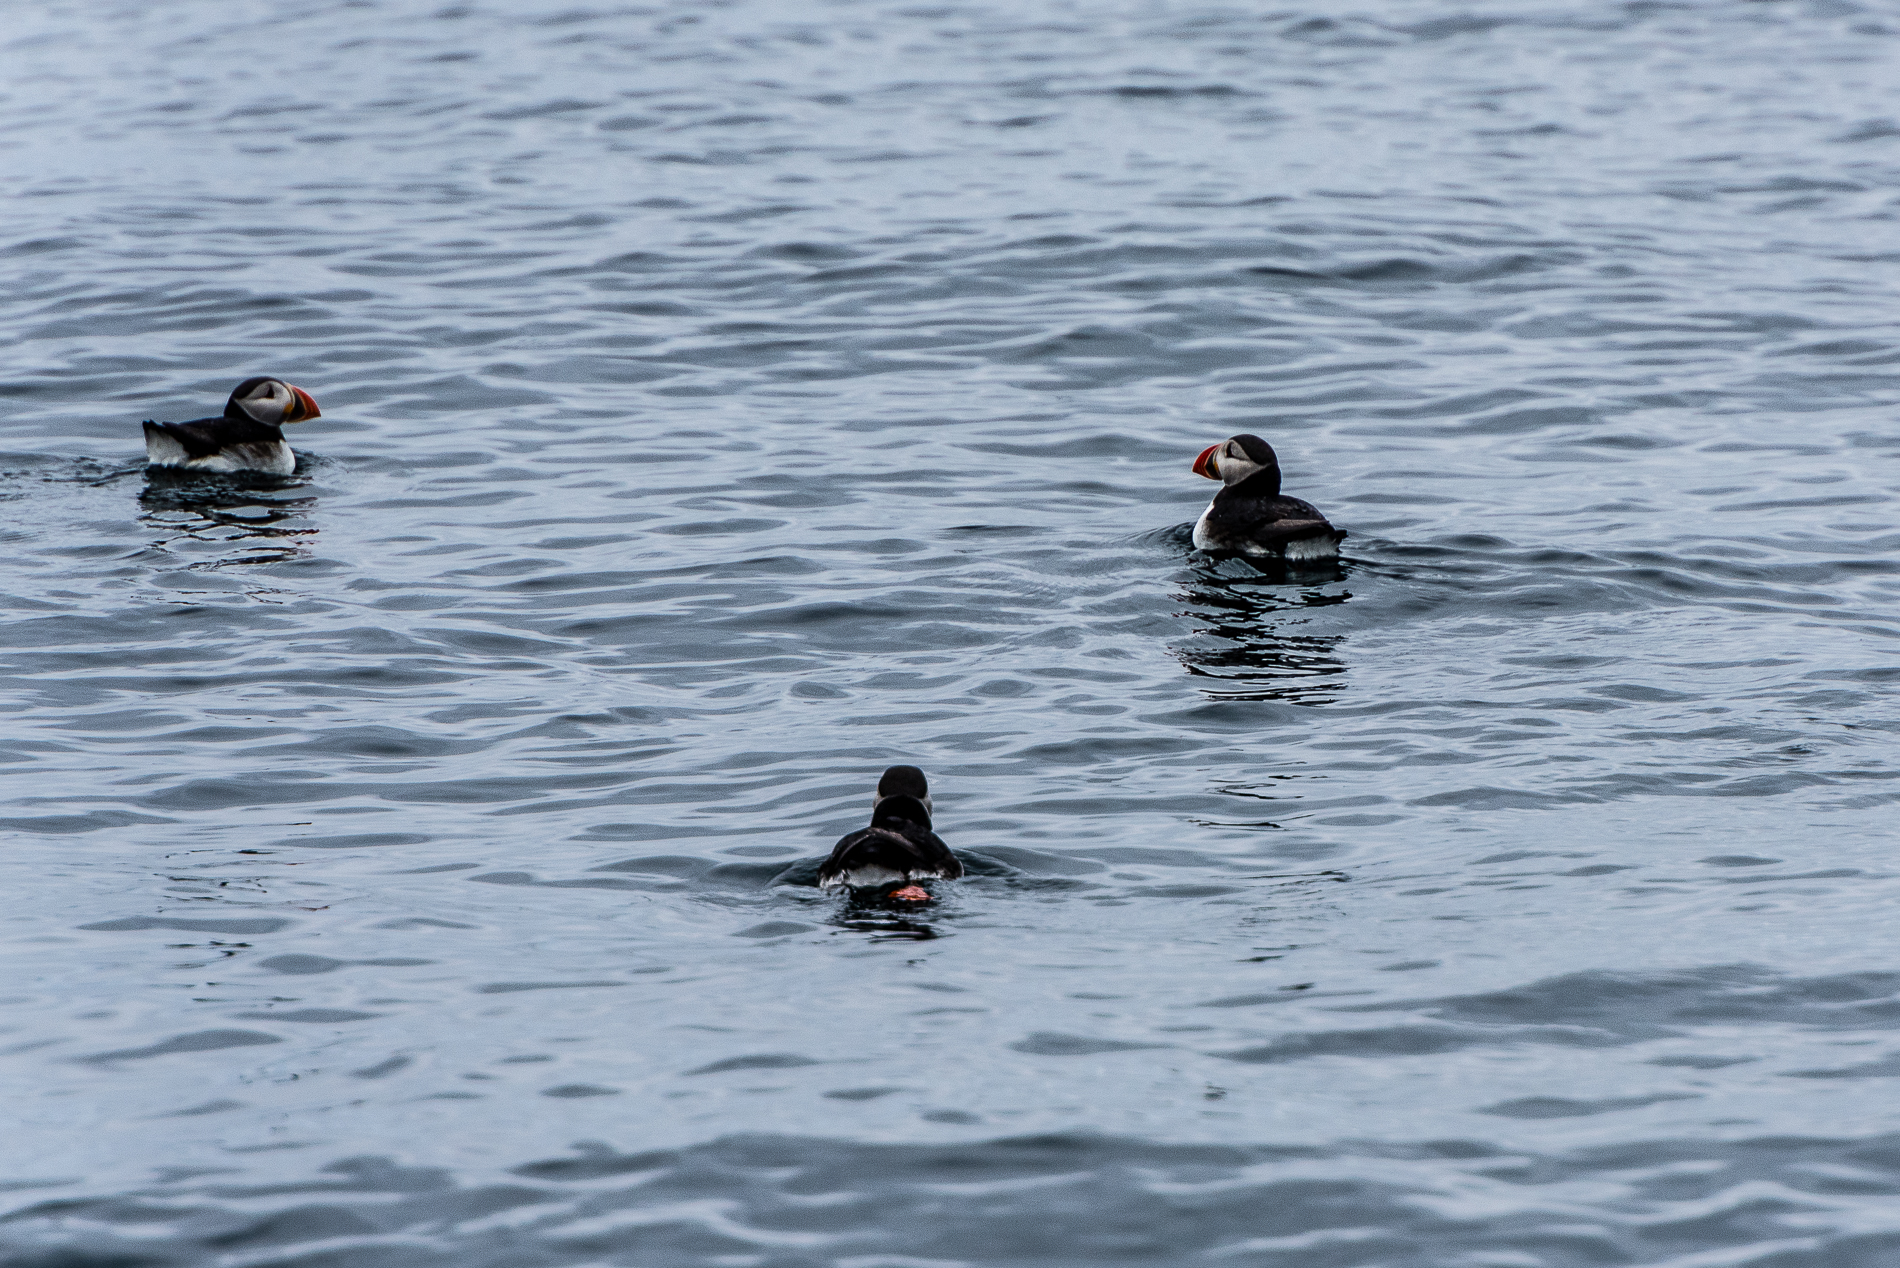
[142, 377, 321, 475]
[817, 765, 962, 901]
[1190, 433, 1345, 560]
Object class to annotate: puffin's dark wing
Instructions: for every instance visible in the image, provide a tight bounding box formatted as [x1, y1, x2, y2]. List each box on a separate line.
[1205, 493, 1342, 543]
[818, 826, 905, 888]
[1241, 517, 1345, 550]
[916, 830, 962, 879]
[1271, 494, 1326, 521]
[143, 417, 230, 460]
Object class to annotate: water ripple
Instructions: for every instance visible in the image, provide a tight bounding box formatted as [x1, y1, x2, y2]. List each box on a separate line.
[6, 0, 1900, 1262]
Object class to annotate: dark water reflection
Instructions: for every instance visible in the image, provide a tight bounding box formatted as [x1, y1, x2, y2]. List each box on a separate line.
[138, 470, 320, 570]
[1174, 563, 1354, 703]
[830, 912, 941, 942]
[6, 0, 1900, 1263]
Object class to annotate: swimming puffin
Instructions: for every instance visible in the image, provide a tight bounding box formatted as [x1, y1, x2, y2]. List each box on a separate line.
[817, 765, 962, 901]
[142, 377, 321, 475]
[1190, 434, 1345, 560]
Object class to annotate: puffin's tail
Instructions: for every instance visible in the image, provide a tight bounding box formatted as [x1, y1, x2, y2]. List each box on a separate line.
[143, 421, 188, 467]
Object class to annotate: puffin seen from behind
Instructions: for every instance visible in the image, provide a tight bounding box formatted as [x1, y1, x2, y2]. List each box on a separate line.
[1190, 433, 1345, 561]
[143, 377, 321, 475]
[817, 765, 962, 902]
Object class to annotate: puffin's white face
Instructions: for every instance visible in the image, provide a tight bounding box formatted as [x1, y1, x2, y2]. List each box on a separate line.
[234, 378, 321, 426]
[1192, 438, 1270, 487]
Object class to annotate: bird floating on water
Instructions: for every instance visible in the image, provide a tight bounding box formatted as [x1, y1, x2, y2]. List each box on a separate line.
[817, 765, 962, 901]
[1190, 433, 1345, 561]
[143, 377, 321, 475]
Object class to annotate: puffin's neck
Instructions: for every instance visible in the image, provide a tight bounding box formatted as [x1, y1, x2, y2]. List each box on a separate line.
[872, 795, 931, 831]
[1224, 468, 1282, 499]
[222, 406, 283, 433]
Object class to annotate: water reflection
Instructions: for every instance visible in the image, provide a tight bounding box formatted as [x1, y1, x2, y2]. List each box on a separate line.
[831, 910, 940, 942]
[1173, 563, 1350, 704]
[139, 468, 317, 570]
[827, 888, 947, 941]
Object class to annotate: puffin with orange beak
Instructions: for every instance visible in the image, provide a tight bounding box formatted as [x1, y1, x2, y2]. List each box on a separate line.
[817, 765, 962, 901]
[1190, 434, 1345, 560]
[142, 377, 322, 475]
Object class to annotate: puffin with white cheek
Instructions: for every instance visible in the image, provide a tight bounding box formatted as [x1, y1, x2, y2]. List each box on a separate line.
[142, 377, 321, 475]
[1190, 433, 1345, 561]
[817, 765, 962, 902]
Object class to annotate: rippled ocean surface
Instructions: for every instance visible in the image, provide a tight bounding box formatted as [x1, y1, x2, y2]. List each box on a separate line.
[7, 0, 1900, 1263]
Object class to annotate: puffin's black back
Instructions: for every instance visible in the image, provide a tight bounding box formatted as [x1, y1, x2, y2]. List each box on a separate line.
[1200, 487, 1341, 550]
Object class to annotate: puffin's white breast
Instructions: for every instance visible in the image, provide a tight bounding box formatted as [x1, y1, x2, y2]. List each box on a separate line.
[1191, 501, 1217, 550]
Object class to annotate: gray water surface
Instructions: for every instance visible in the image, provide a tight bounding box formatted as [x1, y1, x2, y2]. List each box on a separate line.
[6, 1, 1900, 1264]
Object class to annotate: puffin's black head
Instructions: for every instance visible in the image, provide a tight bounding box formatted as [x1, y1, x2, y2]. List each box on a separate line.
[870, 793, 932, 831]
[874, 765, 933, 817]
[876, 765, 929, 802]
[1192, 433, 1282, 493]
[225, 377, 321, 426]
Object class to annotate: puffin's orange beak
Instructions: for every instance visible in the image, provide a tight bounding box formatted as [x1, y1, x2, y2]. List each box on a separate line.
[287, 386, 321, 422]
[1192, 444, 1219, 480]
